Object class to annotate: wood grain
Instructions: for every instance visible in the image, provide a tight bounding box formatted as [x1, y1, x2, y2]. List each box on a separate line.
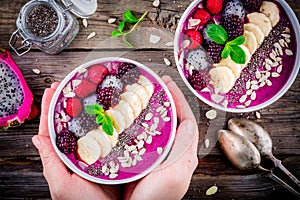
[0, 0, 300, 199]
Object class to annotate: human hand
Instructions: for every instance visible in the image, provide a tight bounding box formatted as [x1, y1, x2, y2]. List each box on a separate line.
[32, 83, 121, 200]
[124, 76, 199, 200]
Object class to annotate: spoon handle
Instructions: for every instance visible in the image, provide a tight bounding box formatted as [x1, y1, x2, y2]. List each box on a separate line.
[271, 156, 300, 187]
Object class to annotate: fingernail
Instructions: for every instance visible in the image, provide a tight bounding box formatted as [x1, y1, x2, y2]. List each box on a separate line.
[185, 120, 195, 135]
[32, 136, 42, 149]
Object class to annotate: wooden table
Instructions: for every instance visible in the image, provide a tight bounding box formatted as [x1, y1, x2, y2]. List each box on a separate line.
[0, 0, 299, 199]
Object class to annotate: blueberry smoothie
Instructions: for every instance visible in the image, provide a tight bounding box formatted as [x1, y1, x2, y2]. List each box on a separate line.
[175, 0, 297, 111]
[52, 59, 176, 182]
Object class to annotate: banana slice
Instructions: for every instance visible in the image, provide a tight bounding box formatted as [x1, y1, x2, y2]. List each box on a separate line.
[219, 58, 242, 79]
[247, 12, 272, 37]
[77, 135, 101, 165]
[243, 30, 258, 54]
[260, 1, 280, 27]
[106, 128, 118, 146]
[239, 45, 252, 69]
[126, 83, 150, 109]
[138, 76, 154, 98]
[115, 100, 135, 128]
[120, 91, 143, 118]
[105, 109, 126, 133]
[209, 66, 236, 94]
[244, 23, 265, 46]
[87, 129, 112, 158]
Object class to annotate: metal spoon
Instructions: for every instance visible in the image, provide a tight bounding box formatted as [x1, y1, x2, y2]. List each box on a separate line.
[228, 118, 300, 187]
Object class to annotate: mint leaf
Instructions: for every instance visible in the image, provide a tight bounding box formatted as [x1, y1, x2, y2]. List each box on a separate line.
[118, 21, 125, 32]
[229, 45, 246, 64]
[112, 30, 122, 37]
[221, 45, 231, 59]
[96, 114, 104, 124]
[123, 10, 138, 24]
[227, 36, 245, 46]
[206, 24, 228, 45]
[102, 115, 114, 135]
[85, 104, 103, 115]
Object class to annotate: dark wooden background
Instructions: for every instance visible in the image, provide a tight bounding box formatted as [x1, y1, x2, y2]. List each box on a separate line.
[0, 0, 299, 199]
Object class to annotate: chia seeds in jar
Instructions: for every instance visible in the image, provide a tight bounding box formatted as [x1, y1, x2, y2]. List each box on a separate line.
[9, 0, 97, 56]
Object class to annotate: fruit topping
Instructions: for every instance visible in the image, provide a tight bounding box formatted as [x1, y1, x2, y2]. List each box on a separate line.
[205, 42, 224, 63]
[206, 0, 223, 15]
[243, 30, 258, 54]
[186, 47, 213, 70]
[105, 109, 126, 133]
[223, 15, 244, 40]
[65, 98, 83, 117]
[74, 80, 97, 98]
[243, 0, 262, 13]
[68, 111, 98, 137]
[77, 133, 101, 165]
[56, 130, 77, 154]
[193, 9, 211, 26]
[209, 66, 236, 93]
[0, 50, 35, 128]
[97, 87, 121, 110]
[189, 70, 210, 91]
[101, 74, 123, 91]
[185, 30, 203, 50]
[223, 0, 245, 19]
[259, 1, 280, 27]
[118, 63, 139, 85]
[247, 12, 272, 36]
[244, 23, 264, 45]
[83, 94, 98, 107]
[87, 64, 108, 84]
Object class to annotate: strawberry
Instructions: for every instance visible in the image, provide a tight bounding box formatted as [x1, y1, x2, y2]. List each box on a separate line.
[206, 0, 223, 15]
[87, 65, 108, 84]
[74, 80, 97, 98]
[185, 30, 202, 50]
[193, 9, 211, 26]
[65, 98, 83, 117]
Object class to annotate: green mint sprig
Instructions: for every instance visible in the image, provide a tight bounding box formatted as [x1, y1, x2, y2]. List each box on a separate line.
[206, 24, 246, 64]
[85, 104, 114, 136]
[112, 9, 148, 48]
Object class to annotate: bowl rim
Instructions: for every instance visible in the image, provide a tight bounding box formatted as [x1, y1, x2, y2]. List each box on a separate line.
[174, 0, 300, 113]
[48, 57, 177, 184]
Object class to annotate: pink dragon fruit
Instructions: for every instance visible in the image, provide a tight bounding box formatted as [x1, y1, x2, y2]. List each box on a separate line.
[0, 49, 36, 128]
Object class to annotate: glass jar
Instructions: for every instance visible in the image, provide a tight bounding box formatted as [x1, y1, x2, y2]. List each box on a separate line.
[9, 0, 97, 56]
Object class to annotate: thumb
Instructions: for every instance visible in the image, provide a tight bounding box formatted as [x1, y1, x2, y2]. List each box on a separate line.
[32, 135, 70, 183]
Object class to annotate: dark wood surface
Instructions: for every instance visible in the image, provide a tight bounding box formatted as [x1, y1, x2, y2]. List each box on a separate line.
[0, 0, 300, 199]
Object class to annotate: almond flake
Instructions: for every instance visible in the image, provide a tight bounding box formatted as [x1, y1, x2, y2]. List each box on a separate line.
[157, 147, 163, 155]
[246, 80, 251, 90]
[271, 72, 280, 78]
[266, 79, 272, 86]
[132, 159, 137, 166]
[277, 65, 282, 73]
[279, 39, 285, 47]
[205, 109, 217, 120]
[163, 58, 171, 66]
[251, 85, 259, 90]
[32, 68, 41, 74]
[245, 100, 252, 107]
[108, 18, 116, 24]
[206, 185, 218, 196]
[246, 89, 252, 95]
[188, 18, 201, 27]
[239, 95, 247, 103]
[201, 87, 210, 93]
[153, 0, 160, 7]
[87, 32, 96, 40]
[285, 49, 293, 56]
[82, 18, 88, 28]
[182, 40, 190, 49]
[139, 148, 146, 155]
[211, 94, 224, 103]
[150, 34, 161, 44]
[265, 64, 271, 71]
[255, 71, 261, 79]
[259, 82, 266, 88]
[156, 106, 163, 113]
[274, 43, 281, 49]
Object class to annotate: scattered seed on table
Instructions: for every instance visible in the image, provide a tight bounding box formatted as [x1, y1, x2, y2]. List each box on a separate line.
[87, 32, 96, 40]
[205, 110, 217, 120]
[206, 185, 218, 196]
[82, 19, 88, 28]
[163, 58, 171, 66]
[108, 18, 116, 24]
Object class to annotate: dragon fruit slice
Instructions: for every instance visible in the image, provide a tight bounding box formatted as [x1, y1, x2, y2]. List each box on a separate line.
[0, 50, 34, 128]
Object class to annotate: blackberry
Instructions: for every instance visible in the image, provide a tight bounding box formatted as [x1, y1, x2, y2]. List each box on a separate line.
[205, 42, 224, 63]
[56, 130, 77, 154]
[117, 63, 139, 85]
[189, 70, 210, 91]
[97, 86, 121, 109]
[79, 112, 99, 132]
[223, 15, 244, 40]
[243, 0, 262, 13]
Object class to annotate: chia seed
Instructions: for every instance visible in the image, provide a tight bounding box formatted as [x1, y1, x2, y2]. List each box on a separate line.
[26, 4, 59, 38]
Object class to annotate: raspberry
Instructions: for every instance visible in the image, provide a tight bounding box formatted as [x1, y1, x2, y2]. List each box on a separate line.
[101, 74, 123, 91]
[87, 64, 108, 84]
[185, 30, 203, 50]
[189, 70, 210, 91]
[193, 9, 210, 26]
[206, 0, 223, 15]
[56, 130, 77, 154]
[65, 98, 83, 117]
[243, 0, 262, 13]
[223, 0, 245, 19]
[97, 87, 121, 109]
[223, 15, 244, 40]
[117, 63, 139, 85]
[74, 80, 97, 98]
[205, 42, 224, 63]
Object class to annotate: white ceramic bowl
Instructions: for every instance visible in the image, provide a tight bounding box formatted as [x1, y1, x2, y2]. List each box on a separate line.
[48, 57, 177, 184]
[174, 0, 300, 113]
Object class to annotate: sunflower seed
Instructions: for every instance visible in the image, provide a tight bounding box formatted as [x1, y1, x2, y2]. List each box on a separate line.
[236, 105, 246, 109]
[276, 57, 282, 62]
[265, 64, 271, 70]
[135, 154, 143, 161]
[161, 110, 168, 118]
[251, 80, 258, 85]
[157, 147, 163, 155]
[102, 165, 108, 174]
[165, 42, 174, 47]
[285, 49, 293, 56]
[278, 47, 283, 56]
[156, 106, 163, 113]
[251, 84, 259, 90]
[271, 62, 279, 67]
[265, 71, 271, 78]
[132, 158, 137, 166]
[82, 18, 88, 28]
[285, 38, 291, 43]
[274, 42, 281, 49]
[164, 58, 171, 66]
[109, 161, 116, 168]
[279, 39, 285, 47]
[121, 162, 130, 168]
[206, 185, 218, 196]
[146, 135, 153, 144]
[255, 71, 261, 79]
[205, 109, 217, 120]
[255, 111, 261, 119]
[150, 123, 157, 132]
[270, 52, 276, 61]
[245, 100, 252, 107]
[265, 58, 273, 65]
[259, 82, 266, 87]
[32, 68, 41, 74]
[139, 148, 146, 155]
[266, 79, 272, 86]
[211, 94, 224, 103]
[277, 65, 282, 73]
[246, 89, 253, 95]
[239, 95, 247, 103]
[251, 91, 256, 100]
[281, 33, 290, 38]
[283, 27, 290, 33]
[164, 102, 171, 107]
[153, 0, 160, 7]
[141, 122, 148, 128]
[124, 150, 130, 158]
[109, 173, 118, 179]
[272, 72, 280, 77]
[145, 113, 153, 121]
[108, 18, 116, 24]
[204, 138, 210, 148]
[246, 80, 251, 90]
[137, 140, 144, 149]
[189, 18, 201, 27]
[163, 117, 171, 122]
[87, 32, 96, 40]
